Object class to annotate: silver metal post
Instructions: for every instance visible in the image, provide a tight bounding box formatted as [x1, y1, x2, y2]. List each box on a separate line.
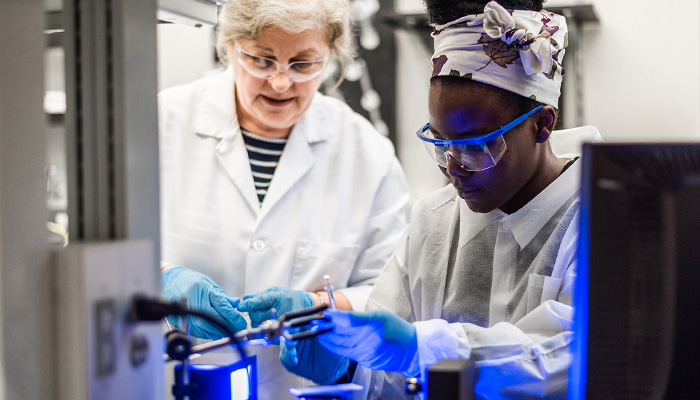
[324, 275, 336, 309]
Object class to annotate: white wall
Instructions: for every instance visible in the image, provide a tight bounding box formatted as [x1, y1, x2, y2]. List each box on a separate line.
[569, 0, 700, 141]
[157, 23, 218, 91]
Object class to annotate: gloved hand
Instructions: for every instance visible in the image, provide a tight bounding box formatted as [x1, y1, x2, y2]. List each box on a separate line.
[237, 286, 314, 327]
[162, 266, 247, 340]
[318, 309, 419, 376]
[280, 336, 350, 385]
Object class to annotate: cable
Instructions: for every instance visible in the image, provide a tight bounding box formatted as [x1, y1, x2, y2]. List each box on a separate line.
[129, 294, 248, 360]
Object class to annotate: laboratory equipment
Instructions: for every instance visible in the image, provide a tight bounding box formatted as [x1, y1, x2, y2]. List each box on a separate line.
[157, 0, 225, 27]
[289, 383, 364, 400]
[172, 357, 257, 400]
[426, 359, 474, 400]
[55, 241, 163, 400]
[158, 302, 332, 400]
[570, 143, 700, 399]
[324, 274, 337, 309]
[167, 303, 332, 360]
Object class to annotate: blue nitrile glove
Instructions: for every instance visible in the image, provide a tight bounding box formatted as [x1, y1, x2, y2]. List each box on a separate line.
[280, 336, 350, 385]
[162, 266, 247, 340]
[237, 286, 314, 327]
[318, 309, 418, 375]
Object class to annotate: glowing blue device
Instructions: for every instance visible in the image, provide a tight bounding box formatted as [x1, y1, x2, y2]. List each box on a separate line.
[173, 357, 257, 400]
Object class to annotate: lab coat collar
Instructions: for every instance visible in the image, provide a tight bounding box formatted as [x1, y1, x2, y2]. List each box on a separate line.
[291, 92, 333, 143]
[195, 67, 238, 141]
[458, 197, 504, 249]
[193, 68, 333, 218]
[457, 161, 581, 249]
[257, 94, 335, 218]
[194, 68, 259, 213]
[505, 161, 581, 249]
[257, 124, 314, 220]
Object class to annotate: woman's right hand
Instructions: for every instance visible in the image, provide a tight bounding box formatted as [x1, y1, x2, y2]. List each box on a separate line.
[162, 266, 248, 339]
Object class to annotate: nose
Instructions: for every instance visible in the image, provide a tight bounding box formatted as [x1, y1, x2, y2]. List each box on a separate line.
[445, 152, 470, 177]
[268, 71, 294, 93]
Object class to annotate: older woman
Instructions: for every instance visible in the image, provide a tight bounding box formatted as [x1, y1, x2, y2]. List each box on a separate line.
[158, 0, 410, 396]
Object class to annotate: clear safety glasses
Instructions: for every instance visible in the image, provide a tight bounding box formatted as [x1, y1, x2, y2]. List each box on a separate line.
[234, 42, 329, 83]
[416, 105, 543, 171]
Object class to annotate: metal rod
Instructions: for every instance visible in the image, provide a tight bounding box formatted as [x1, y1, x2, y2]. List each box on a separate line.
[324, 274, 336, 309]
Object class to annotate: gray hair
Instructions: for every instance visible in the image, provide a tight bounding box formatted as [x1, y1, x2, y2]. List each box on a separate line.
[217, 0, 354, 79]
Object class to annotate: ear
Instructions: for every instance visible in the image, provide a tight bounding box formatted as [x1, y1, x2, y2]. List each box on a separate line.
[534, 105, 557, 143]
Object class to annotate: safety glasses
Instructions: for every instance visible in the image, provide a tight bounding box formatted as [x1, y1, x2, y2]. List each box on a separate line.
[234, 42, 329, 83]
[416, 105, 543, 171]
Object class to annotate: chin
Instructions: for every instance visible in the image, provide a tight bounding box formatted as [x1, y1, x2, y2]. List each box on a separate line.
[256, 115, 295, 132]
[463, 198, 498, 214]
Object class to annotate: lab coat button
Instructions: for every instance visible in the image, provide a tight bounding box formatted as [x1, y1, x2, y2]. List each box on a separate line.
[252, 239, 266, 251]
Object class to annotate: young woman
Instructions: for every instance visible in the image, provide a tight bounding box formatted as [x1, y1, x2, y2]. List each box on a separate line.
[286, 1, 603, 398]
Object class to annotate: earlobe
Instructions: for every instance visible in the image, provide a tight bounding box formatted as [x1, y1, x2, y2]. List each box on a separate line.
[535, 106, 557, 143]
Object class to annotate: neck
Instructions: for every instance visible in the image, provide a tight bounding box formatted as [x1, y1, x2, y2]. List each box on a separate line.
[239, 122, 292, 139]
[499, 151, 568, 214]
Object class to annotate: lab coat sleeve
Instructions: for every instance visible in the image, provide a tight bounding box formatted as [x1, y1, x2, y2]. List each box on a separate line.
[363, 222, 415, 321]
[338, 156, 410, 311]
[415, 300, 573, 399]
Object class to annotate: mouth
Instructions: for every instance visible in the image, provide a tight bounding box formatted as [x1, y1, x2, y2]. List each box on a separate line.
[457, 188, 481, 200]
[452, 181, 481, 199]
[262, 95, 293, 107]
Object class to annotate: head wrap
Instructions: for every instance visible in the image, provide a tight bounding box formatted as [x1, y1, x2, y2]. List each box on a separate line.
[431, 1, 567, 107]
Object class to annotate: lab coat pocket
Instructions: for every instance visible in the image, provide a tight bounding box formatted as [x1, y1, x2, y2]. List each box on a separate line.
[291, 240, 360, 292]
[526, 274, 562, 313]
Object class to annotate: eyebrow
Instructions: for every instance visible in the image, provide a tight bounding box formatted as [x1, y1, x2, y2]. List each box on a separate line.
[430, 125, 492, 139]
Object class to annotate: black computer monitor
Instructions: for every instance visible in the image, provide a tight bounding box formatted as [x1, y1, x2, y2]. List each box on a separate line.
[570, 143, 700, 400]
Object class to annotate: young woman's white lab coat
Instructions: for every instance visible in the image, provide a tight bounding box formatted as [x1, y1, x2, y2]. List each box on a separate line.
[357, 126, 603, 400]
[158, 68, 410, 398]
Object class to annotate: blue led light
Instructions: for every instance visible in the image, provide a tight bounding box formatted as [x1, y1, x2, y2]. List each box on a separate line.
[189, 364, 221, 371]
[173, 356, 257, 400]
[230, 366, 250, 400]
[568, 157, 591, 400]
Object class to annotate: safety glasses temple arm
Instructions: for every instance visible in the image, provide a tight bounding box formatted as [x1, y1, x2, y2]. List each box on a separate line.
[496, 105, 544, 136]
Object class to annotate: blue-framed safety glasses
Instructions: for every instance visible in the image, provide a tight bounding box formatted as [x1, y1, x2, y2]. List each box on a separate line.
[416, 105, 543, 171]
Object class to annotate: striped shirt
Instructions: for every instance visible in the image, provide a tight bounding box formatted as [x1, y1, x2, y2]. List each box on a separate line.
[240, 128, 287, 203]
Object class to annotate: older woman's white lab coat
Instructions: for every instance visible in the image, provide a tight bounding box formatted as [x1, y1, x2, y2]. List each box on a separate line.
[158, 68, 409, 398]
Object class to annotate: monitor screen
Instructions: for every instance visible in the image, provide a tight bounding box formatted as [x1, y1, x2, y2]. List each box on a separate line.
[570, 143, 700, 400]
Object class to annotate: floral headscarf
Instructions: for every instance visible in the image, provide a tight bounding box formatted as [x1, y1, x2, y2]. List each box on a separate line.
[431, 1, 568, 107]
